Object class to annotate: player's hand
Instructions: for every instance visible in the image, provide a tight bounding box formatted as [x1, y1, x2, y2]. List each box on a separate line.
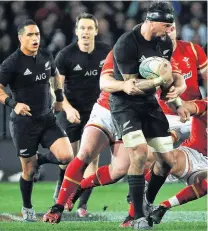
[14, 103, 32, 116]
[123, 79, 140, 95]
[166, 86, 181, 101]
[54, 101, 63, 112]
[65, 106, 81, 124]
[176, 106, 190, 123]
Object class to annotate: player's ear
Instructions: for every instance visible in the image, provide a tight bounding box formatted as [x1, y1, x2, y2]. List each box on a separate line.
[75, 27, 78, 36]
[94, 28, 98, 36]
[18, 35, 22, 43]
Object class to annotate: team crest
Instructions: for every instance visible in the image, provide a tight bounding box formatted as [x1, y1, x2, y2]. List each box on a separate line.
[182, 57, 190, 68]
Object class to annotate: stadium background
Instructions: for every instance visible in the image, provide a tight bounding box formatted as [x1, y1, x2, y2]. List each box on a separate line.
[0, 1, 207, 181]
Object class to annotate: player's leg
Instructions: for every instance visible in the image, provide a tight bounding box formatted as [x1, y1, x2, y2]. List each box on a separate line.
[76, 156, 99, 217]
[9, 116, 39, 221]
[152, 147, 208, 224]
[81, 141, 129, 189]
[43, 125, 109, 223]
[114, 108, 152, 229]
[145, 109, 174, 209]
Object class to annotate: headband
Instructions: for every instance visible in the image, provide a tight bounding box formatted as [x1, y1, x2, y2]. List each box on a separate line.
[146, 11, 174, 23]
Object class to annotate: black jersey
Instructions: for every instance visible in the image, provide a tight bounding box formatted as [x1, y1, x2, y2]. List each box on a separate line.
[0, 48, 56, 116]
[55, 41, 110, 113]
[112, 24, 173, 102]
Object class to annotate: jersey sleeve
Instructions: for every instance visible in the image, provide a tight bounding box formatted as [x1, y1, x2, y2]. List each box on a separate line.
[49, 52, 57, 77]
[192, 98, 207, 116]
[191, 43, 207, 71]
[0, 56, 15, 86]
[170, 57, 181, 74]
[101, 50, 114, 76]
[55, 50, 68, 76]
[114, 33, 138, 75]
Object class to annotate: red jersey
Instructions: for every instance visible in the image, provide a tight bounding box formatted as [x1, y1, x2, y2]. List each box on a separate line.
[181, 99, 207, 156]
[97, 50, 113, 110]
[158, 40, 208, 114]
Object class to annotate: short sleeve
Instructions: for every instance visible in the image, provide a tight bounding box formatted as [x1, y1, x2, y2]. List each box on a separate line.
[55, 50, 67, 76]
[101, 50, 114, 75]
[192, 43, 207, 71]
[114, 33, 138, 75]
[0, 57, 15, 86]
[49, 52, 57, 77]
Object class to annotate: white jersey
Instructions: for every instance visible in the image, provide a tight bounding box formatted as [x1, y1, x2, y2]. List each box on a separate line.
[167, 146, 208, 185]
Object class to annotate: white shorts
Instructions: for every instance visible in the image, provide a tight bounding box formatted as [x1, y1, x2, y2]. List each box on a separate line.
[85, 103, 118, 143]
[168, 146, 208, 185]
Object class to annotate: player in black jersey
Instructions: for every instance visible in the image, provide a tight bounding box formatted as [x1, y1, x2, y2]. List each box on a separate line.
[109, 2, 186, 229]
[0, 20, 74, 221]
[52, 13, 110, 217]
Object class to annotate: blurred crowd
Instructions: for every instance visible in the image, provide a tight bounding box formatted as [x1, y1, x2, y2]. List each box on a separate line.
[0, 1, 207, 63]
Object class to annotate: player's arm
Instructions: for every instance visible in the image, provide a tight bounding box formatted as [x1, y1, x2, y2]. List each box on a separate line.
[0, 59, 31, 116]
[194, 43, 208, 92]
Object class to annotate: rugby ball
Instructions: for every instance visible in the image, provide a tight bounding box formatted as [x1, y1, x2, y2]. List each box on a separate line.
[139, 56, 171, 79]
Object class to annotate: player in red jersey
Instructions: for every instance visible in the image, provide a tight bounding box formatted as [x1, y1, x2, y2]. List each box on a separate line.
[157, 23, 207, 142]
[121, 98, 207, 227]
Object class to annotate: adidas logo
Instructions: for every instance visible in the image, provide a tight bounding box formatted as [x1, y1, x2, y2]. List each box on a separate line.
[138, 55, 146, 62]
[24, 68, 32, 75]
[73, 64, 82, 71]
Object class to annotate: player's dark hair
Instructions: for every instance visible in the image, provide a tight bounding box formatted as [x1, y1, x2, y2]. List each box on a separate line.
[17, 19, 37, 35]
[147, 1, 174, 14]
[75, 12, 98, 29]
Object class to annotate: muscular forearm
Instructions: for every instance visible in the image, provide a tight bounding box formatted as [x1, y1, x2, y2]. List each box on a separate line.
[134, 79, 157, 95]
[63, 95, 74, 111]
[100, 74, 125, 93]
[172, 73, 186, 95]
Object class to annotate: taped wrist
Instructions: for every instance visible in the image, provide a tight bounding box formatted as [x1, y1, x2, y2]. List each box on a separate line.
[54, 89, 64, 102]
[173, 97, 183, 109]
[5, 97, 17, 109]
[153, 77, 166, 87]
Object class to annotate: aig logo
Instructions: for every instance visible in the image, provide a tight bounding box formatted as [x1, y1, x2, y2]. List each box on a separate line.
[85, 70, 98, 76]
[36, 73, 46, 81]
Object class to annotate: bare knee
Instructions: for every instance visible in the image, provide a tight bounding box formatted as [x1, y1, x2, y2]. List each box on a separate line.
[22, 166, 36, 180]
[77, 148, 97, 163]
[129, 144, 148, 167]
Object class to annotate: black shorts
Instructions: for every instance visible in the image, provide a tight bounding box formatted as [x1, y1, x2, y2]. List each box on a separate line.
[59, 111, 90, 143]
[9, 111, 67, 158]
[110, 96, 170, 139]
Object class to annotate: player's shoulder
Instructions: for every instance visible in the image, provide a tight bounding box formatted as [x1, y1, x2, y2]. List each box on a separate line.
[56, 43, 77, 57]
[95, 41, 111, 52]
[39, 47, 54, 59]
[115, 30, 136, 52]
[1, 49, 19, 67]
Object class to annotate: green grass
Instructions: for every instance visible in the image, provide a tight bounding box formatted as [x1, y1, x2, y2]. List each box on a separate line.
[0, 182, 207, 231]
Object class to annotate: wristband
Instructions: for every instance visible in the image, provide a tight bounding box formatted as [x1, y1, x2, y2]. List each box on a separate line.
[153, 77, 166, 87]
[4, 97, 17, 109]
[173, 97, 183, 109]
[54, 89, 64, 102]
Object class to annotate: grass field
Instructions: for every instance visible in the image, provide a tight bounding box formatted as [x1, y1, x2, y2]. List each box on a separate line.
[0, 182, 207, 230]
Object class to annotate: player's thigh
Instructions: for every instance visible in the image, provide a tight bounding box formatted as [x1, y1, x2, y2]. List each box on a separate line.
[9, 116, 39, 157]
[41, 121, 73, 161]
[59, 111, 89, 143]
[78, 126, 109, 162]
[144, 109, 173, 153]
[111, 107, 146, 148]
